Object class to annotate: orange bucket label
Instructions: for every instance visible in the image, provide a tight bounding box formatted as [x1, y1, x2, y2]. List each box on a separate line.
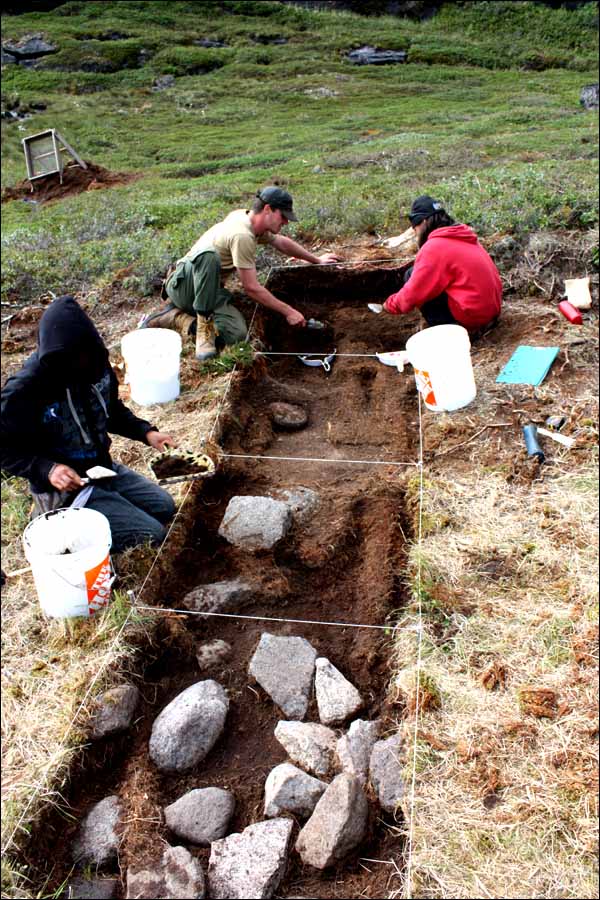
[85, 555, 112, 615]
[414, 368, 437, 407]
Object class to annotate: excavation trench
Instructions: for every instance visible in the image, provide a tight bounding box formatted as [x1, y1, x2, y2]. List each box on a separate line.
[36, 264, 422, 899]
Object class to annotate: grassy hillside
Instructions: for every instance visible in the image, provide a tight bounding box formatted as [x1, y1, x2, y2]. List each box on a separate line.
[1, 0, 598, 301]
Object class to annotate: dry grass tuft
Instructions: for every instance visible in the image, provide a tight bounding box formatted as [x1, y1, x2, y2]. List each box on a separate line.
[394, 464, 599, 899]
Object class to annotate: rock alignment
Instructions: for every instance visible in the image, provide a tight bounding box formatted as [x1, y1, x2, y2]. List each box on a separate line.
[336, 718, 380, 785]
[295, 773, 368, 869]
[264, 763, 327, 818]
[164, 787, 235, 845]
[249, 634, 317, 719]
[149, 681, 228, 772]
[314, 657, 363, 725]
[218, 496, 292, 551]
[72, 796, 122, 868]
[274, 721, 337, 777]
[208, 818, 294, 899]
[90, 684, 140, 740]
[182, 579, 253, 614]
[126, 846, 206, 899]
[369, 733, 405, 814]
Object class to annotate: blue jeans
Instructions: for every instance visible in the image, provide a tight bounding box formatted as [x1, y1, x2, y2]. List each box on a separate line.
[85, 463, 176, 552]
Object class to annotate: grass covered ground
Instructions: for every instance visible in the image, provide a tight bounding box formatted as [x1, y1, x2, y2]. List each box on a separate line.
[1, 2, 598, 898]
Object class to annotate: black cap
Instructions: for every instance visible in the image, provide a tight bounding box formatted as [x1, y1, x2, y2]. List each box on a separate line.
[258, 186, 298, 221]
[408, 195, 444, 226]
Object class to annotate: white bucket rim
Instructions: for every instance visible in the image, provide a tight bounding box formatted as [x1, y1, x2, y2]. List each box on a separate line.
[121, 328, 182, 354]
[23, 507, 112, 559]
[406, 323, 471, 351]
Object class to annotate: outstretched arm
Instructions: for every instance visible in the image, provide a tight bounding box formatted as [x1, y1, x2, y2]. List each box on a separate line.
[271, 234, 341, 265]
[238, 267, 306, 327]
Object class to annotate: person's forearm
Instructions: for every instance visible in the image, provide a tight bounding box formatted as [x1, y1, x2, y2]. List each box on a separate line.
[273, 235, 321, 264]
[245, 283, 297, 316]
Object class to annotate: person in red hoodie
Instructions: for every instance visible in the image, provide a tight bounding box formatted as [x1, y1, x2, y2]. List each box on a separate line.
[383, 196, 502, 333]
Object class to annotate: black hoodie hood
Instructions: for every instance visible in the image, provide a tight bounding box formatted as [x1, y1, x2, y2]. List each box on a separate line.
[38, 295, 109, 383]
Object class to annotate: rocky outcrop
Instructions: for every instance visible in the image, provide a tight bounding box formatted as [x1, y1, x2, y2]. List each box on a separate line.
[149, 681, 228, 773]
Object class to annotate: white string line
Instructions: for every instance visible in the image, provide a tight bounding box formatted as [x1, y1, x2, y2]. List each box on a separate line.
[221, 452, 419, 467]
[257, 351, 380, 357]
[404, 391, 425, 899]
[135, 605, 397, 632]
[2, 305, 259, 858]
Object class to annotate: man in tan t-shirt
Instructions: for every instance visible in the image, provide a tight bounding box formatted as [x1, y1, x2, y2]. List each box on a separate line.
[142, 186, 340, 360]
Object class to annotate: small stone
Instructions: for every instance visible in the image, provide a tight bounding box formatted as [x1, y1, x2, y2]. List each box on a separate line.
[369, 734, 405, 814]
[149, 681, 228, 773]
[218, 496, 292, 551]
[62, 876, 119, 899]
[72, 796, 122, 868]
[314, 658, 363, 726]
[208, 818, 293, 900]
[580, 82, 599, 110]
[182, 579, 253, 614]
[264, 763, 327, 818]
[336, 719, 380, 785]
[273, 487, 320, 525]
[274, 721, 337, 778]
[249, 634, 317, 720]
[126, 868, 164, 899]
[196, 639, 232, 673]
[268, 401, 308, 430]
[164, 787, 235, 845]
[126, 847, 206, 899]
[295, 773, 368, 869]
[90, 684, 140, 739]
[152, 74, 176, 91]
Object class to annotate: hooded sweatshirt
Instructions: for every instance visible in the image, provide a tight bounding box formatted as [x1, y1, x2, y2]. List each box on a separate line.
[383, 225, 502, 329]
[1, 296, 156, 494]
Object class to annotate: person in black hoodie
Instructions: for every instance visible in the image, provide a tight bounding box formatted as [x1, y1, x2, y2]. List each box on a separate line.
[1, 296, 177, 552]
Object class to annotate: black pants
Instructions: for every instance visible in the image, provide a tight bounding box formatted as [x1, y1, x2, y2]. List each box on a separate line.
[403, 266, 457, 327]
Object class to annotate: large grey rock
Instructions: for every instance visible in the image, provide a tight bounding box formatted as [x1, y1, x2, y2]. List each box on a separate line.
[3, 37, 57, 59]
[182, 579, 253, 614]
[274, 721, 337, 777]
[580, 83, 599, 110]
[314, 658, 363, 726]
[90, 684, 140, 739]
[126, 846, 206, 899]
[72, 796, 122, 867]
[149, 681, 228, 773]
[208, 818, 293, 899]
[249, 634, 317, 720]
[264, 763, 327, 818]
[63, 876, 119, 899]
[347, 46, 407, 65]
[218, 496, 292, 551]
[273, 487, 320, 524]
[295, 774, 368, 869]
[369, 734, 405, 814]
[336, 719, 380, 785]
[164, 787, 235, 845]
[196, 639, 232, 673]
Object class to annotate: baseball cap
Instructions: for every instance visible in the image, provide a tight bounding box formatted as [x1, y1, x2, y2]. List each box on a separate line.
[408, 195, 444, 226]
[258, 186, 298, 221]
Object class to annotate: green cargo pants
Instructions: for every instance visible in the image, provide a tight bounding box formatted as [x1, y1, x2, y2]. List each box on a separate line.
[165, 248, 248, 346]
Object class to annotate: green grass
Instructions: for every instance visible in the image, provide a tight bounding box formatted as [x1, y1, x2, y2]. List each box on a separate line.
[1, 0, 598, 302]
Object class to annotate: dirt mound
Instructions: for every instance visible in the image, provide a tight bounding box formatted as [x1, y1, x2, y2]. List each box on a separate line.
[1, 162, 140, 204]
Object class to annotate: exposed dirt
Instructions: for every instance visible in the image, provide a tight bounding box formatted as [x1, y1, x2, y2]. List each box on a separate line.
[1, 161, 140, 205]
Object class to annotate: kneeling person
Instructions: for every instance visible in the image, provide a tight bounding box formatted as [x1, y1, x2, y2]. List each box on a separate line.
[143, 186, 340, 360]
[1, 296, 177, 553]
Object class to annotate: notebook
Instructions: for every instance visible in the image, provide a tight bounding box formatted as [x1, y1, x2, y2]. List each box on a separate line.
[496, 346, 560, 386]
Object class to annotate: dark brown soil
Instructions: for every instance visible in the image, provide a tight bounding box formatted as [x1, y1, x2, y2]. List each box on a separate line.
[1, 161, 140, 205]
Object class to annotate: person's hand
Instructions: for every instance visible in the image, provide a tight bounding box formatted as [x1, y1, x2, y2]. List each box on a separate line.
[48, 464, 84, 491]
[318, 252, 342, 264]
[285, 308, 306, 328]
[147, 431, 177, 451]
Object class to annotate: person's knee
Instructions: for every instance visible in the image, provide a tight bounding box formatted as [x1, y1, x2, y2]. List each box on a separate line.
[214, 310, 248, 345]
[154, 492, 176, 523]
[110, 518, 168, 553]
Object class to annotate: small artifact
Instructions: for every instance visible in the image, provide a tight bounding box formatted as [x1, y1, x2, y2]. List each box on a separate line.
[269, 401, 309, 431]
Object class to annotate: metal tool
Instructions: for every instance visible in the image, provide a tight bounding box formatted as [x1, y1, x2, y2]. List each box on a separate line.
[306, 318, 326, 330]
[367, 303, 384, 314]
[298, 349, 337, 374]
[80, 465, 117, 485]
[523, 424, 545, 462]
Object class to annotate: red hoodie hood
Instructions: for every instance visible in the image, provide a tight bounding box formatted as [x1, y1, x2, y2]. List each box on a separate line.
[428, 224, 478, 244]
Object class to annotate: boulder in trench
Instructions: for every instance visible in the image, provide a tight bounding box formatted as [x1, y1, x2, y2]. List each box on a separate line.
[149, 680, 228, 773]
[274, 721, 337, 777]
[369, 733, 405, 814]
[72, 795, 122, 868]
[264, 762, 327, 818]
[90, 684, 140, 740]
[249, 633, 317, 720]
[272, 487, 320, 524]
[336, 718, 380, 785]
[126, 845, 206, 899]
[62, 876, 119, 899]
[218, 496, 292, 551]
[182, 579, 253, 614]
[164, 787, 235, 845]
[314, 657, 363, 725]
[208, 818, 293, 899]
[295, 773, 368, 869]
[196, 639, 232, 673]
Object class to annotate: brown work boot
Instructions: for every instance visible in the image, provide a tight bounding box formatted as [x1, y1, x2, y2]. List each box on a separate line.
[141, 304, 195, 338]
[195, 315, 217, 361]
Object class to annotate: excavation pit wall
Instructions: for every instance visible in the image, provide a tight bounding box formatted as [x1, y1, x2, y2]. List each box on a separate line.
[35, 264, 422, 899]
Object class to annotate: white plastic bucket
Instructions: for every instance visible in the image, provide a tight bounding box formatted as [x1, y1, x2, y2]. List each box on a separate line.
[405, 324, 476, 412]
[23, 508, 113, 618]
[121, 328, 182, 406]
